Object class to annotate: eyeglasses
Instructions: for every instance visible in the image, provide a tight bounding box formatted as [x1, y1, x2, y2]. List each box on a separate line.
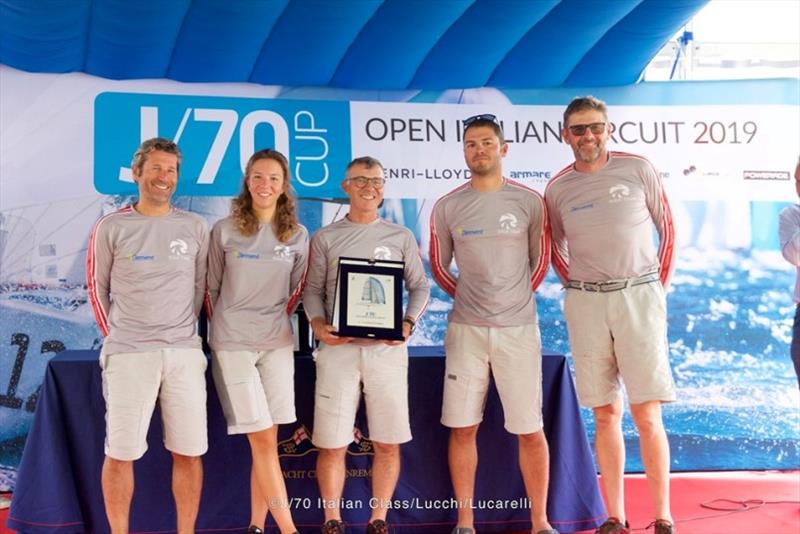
[567, 122, 607, 136]
[463, 114, 500, 128]
[347, 176, 385, 188]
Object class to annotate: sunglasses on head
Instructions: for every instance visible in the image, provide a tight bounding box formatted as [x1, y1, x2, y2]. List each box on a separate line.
[463, 114, 500, 128]
[567, 122, 607, 136]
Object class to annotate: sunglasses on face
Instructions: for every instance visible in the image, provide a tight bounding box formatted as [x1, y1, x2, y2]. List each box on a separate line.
[347, 176, 386, 188]
[463, 114, 500, 128]
[567, 122, 607, 136]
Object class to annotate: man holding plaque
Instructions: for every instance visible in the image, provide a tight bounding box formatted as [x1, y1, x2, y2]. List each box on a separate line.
[303, 156, 429, 534]
[429, 115, 556, 534]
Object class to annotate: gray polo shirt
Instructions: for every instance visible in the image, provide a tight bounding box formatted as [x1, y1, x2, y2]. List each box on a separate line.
[206, 217, 309, 351]
[87, 205, 209, 354]
[429, 179, 550, 327]
[303, 216, 429, 326]
[545, 151, 676, 287]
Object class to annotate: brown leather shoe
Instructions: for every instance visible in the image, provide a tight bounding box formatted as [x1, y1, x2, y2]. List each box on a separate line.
[647, 519, 676, 534]
[595, 517, 631, 534]
[322, 519, 346, 534]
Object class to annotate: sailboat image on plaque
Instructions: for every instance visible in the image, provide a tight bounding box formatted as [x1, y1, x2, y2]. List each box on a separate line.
[332, 256, 404, 341]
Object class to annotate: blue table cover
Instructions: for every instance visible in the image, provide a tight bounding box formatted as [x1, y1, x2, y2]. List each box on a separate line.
[8, 348, 604, 533]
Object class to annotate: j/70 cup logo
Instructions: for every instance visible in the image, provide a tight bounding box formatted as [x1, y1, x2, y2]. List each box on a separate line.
[94, 93, 352, 198]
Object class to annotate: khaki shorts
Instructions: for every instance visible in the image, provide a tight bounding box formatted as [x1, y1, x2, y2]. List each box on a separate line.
[441, 323, 543, 435]
[312, 342, 410, 449]
[564, 281, 676, 407]
[100, 347, 208, 461]
[212, 346, 296, 434]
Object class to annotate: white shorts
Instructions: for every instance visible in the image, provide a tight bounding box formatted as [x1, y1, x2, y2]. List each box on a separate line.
[312, 342, 410, 449]
[564, 281, 677, 407]
[441, 323, 543, 435]
[212, 346, 296, 434]
[100, 347, 208, 461]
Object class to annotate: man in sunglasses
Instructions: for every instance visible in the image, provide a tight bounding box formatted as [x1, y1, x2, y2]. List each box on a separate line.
[430, 115, 557, 534]
[303, 156, 429, 534]
[545, 96, 677, 534]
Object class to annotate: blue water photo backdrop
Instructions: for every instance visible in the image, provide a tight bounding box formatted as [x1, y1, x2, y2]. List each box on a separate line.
[1, 194, 798, 490]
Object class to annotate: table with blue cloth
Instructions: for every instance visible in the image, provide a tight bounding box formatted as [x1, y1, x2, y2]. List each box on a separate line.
[8, 348, 604, 533]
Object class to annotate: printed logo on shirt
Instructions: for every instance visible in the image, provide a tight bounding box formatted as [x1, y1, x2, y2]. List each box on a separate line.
[234, 251, 260, 260]
[570, 202, 594, 213]
[128, 252, 155, 262]
[455, 227, 484, 237]
[373, 245, 392, 260]
[168, 238, 191, 260]
[609, 184, 631, 203]
[498, 212, 521, 234]
[273, 245, 294, 261]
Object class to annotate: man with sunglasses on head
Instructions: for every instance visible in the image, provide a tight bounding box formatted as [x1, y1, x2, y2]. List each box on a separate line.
[545, 96, 677, 534]
[430, 115, 557, 534]
[303, 156, 429, 534]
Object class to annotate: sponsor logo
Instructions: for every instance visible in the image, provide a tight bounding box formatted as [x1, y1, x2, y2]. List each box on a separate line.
[499, 213, 518, 230]
[683, 165, 719, 177]
[609, 184, 632, 203]
[94, 92, 351, 197]
[498, 212, 521, 234]
[169, 238, 191, 260]
[570, 203, 594, 213]
[508, 170, 551, 180]
[456, 227, 484, 237]
[169, 239, 188, 255]
[373, 245, 391, 260]
[743, 170, 791, 181]
[128, 253, 155, 262]
[235, 251, 260, 260]
[274, 245, 293, 260]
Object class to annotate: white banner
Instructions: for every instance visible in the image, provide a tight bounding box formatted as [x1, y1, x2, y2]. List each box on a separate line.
[351, 101, 800, 200]
[2, 66, 798, 210]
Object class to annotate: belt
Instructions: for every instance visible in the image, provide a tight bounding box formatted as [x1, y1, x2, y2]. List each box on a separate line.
[566, 272, 660, 293]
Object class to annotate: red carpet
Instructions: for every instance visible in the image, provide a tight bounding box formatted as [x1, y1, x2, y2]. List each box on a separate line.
[519, 471, 800, 534]
[3, 472, 798, 533]
[613, 471, 800, 534]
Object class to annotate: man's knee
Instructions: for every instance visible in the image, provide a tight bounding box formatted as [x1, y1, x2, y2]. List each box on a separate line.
[247, 426, 277, 450]
[104, 456, 133, 472]
[518, 429, 546, 447]
[318, 446, 348, 462]
[450, 425, 479, 444]
[593, 402, 623, 429]
[630, 401, 665, 437]
[171, 452, 203, 468]
[372, 441, 399, 458]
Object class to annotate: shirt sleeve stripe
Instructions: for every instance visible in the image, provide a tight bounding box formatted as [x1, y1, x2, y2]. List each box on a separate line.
[86, 207, 130, 336]
[530, 195, 551, 291]
[286, 259, 309, 315]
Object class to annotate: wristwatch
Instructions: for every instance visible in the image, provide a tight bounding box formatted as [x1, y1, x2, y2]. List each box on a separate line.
[402, 317, 416, 335]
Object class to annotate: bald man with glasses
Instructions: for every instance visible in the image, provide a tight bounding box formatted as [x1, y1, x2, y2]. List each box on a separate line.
[430, 115, 557, 534]
[545, 96, 677, 534]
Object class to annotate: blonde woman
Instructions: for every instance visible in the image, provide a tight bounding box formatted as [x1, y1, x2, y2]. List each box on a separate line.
[206, 149, 308, 534]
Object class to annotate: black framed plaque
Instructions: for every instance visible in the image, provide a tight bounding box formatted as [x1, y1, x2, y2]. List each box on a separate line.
[332, 256, 405, 341]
